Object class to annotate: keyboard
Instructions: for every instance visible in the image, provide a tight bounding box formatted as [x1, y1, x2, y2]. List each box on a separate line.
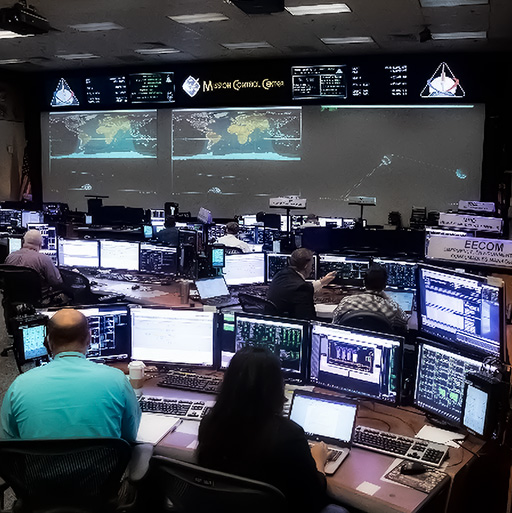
[353, 426, 450, 467]
[138, 395, 212, 420]
[308, 442, 347, 475]
[158, 370, 223, 394]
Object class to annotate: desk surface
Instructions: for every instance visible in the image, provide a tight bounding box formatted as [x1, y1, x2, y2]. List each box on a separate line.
[141, 378, 482, 513]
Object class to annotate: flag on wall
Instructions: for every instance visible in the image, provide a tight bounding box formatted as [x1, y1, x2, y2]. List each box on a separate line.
[19, 146, 32, 201]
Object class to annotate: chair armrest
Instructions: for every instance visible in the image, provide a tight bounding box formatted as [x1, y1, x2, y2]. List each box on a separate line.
[126, 443, 153, 482]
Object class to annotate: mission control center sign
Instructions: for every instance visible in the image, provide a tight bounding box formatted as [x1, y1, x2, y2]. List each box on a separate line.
[426, 235, 512, 269]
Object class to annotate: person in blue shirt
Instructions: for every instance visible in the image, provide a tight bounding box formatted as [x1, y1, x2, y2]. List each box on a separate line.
[1, 308, 141, 441]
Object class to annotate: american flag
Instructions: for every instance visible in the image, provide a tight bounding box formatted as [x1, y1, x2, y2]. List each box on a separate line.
[19, 146, 32, 201]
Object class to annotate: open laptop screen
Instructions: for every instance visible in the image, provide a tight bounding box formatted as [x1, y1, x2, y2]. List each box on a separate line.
[289, 390, 357, 445]
[196, 276, 230, 300]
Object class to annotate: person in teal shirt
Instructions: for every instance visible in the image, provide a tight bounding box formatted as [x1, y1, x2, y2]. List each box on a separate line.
[1, 308, 141, 441]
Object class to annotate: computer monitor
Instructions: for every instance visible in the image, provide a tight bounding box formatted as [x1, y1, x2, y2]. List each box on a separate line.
[143, 225, 153, 239]
[139, 243, 178, 275]
[57, 239, 100, 268]
[79, 306, 131, 360]
[21, 211, 44, 228]
[372, 258, 417, 290]
[318, 217, 343, 227]
[417, 265, 504, 358]
[220, 313, 309, 382]
[210, 244, 225, 268]
[223, 253, 265, 286]
[317, 255, 370, 286]
[414, 339, 483, 426]
[99, 240, 140, 271]
[0, 209, 21, 226]
[265, 253, 316, 282]
[130, 308, 216, 367]
[27, 223, 57, 253]
[12, 315, 48, 365]
[8, 236, 22, 253]
[309, 322, 403, 404]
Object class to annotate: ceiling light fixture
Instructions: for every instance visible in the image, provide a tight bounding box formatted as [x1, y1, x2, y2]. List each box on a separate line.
[134, 48, 181, 55]
[222, 41, 273, 49]
[55, 53, 99, 60]
[321, 36, 374, 44]
[286, 3, 351, 15]
[420, 0, 488, 6]
[0, 58, 25, 64]
[69, 22, 123, 32]
[0, 29, 33, 39]
[167, 13, 229, 24]
[431, 31, 487, 40]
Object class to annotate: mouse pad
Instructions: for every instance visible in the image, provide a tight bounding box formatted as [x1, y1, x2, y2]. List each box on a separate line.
[384, 461, 450, 494]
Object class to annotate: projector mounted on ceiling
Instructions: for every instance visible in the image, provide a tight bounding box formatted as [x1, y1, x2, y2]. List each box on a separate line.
[230, 0, 284, 15]
[0, 2, 49, 35]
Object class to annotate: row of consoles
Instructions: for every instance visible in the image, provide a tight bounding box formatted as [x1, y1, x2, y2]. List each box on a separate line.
[14, 260, 507, 441]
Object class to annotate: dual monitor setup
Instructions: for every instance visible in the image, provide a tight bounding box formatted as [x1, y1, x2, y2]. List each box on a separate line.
[14, 262, 505, 438]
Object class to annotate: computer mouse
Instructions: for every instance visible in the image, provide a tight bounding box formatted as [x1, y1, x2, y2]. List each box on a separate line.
[131, 284, 140, 290]
[400, 461, 427, 475]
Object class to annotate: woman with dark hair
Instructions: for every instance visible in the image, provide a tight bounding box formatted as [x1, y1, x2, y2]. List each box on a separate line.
[197, 346, 347, 513]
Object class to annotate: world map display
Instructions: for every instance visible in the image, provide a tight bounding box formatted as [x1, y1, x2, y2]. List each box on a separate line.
[49, 111, 157, 159]
[172, 107, 302, 160]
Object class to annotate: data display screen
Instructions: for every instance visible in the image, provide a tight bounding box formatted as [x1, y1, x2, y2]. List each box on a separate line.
[223, 253, 265, 286]
[417, 265, 503, 358]
[99, 240, 140, 271]
[310, 322, 402, 404]
[292, 65, 348, 100]
[220, 313, 309, 382]
[129, 72, 175, 103]
[131, 309, 216, 367]
[414, 340, 482, 425]
[372, 258, 417, 290]
[86, 76, 128, 105]
[139, 243, 178, 274]
[317, 255, 369, 286]
[57, 239, 99, 268]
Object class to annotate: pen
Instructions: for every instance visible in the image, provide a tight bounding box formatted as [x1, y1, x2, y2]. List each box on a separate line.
[169, 419, 183, 434]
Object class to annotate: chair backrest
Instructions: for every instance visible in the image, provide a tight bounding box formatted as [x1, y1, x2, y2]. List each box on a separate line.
[59, 268, 94, 304]
[336, 310, 393, 334]
[0, 265, 42, 305]
[0, 438, 132, 513]
[148, 456, 286, 513]
[238, 293, 278, 315]
[225, 247, 244, 255]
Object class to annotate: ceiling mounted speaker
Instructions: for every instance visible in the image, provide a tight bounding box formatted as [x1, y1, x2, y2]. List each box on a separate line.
[231, 0, 284, 14]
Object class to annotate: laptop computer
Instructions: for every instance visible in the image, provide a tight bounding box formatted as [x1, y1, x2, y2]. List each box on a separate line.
[289, 390, 358, 475]
[386, 291, 415, 314]
[195, 276, 240, 308]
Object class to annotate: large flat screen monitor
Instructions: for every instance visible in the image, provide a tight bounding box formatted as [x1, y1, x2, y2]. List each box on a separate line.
[21, 211, 44, 228]
[417, 265, 503, 358]
[12, 315, 48, 365]
[57, 239, 100, 268]
[309, 322, 403, 404]
[265, 253, 317, 282]
[139, 243, 178, 274]
[0, 209, 21, 226]
[220, 312, 309, 383]
[414, 339, 483, 426]
[223, 253, 265, 286]
[130, 308, 216, 367]
[100, 240, 140, 271]
[372, 258, 417, 290]
[317, 255, 370, 287]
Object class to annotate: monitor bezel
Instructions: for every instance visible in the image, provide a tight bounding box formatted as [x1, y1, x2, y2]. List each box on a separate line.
[57, 238, 100, 268]
[416, 263, 505, 361]
[223, 252, 266, 286]
[99, 239, 141, 272]
[309, 321, 404, 405]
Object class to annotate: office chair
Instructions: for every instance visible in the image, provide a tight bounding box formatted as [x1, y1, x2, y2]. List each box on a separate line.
[336, 310, 393, 334]
[145, 456, 286, 513]
[238, 293, 278, 315]
[0, 438, 152, 513]
[0, 265, 42, 336]
[224, 247, 244, 255]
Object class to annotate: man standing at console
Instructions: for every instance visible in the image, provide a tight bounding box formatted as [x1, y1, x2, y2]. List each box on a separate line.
[268, 248, 336, 320]
[5, 229, 63, 298]
[1, 308, 141, 441]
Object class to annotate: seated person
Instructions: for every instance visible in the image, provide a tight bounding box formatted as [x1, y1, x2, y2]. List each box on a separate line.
[1, 308, 141, 441]
[299, 213, 320, 229]
[215, 222, 251, 253]
[267, 248, 336, 320]
[156, 216, 179, 245]
[4, 229, 64, 299]
[332, 264, 408, 332]
[197, 346, 348, 513]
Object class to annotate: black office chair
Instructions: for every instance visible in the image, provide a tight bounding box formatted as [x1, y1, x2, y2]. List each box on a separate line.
[0, 438, 151, 513]
[145, 456, 286, 513]
[336, 310, 393, 334]
[238, 293, 278, 315]
[0, 265, 43, 337]
[224, 247, 244, 255]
